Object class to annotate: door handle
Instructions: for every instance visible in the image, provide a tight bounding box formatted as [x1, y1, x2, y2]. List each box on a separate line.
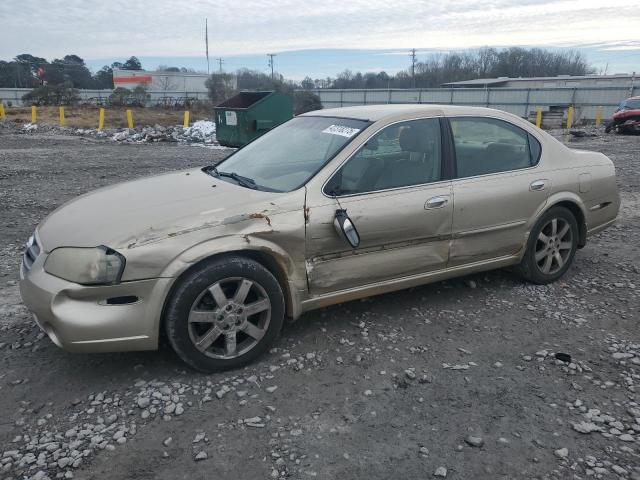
[425, 196, 448, 209]
[530, 180, 547, 191]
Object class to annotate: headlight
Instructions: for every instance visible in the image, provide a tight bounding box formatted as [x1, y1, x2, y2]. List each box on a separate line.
[44, 246, 126, 285]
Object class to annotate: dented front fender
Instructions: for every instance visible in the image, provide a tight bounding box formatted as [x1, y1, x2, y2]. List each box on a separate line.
[115, 187, 308, 317]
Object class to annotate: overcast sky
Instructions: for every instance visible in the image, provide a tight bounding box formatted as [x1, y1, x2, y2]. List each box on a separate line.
[1, 0, 639, 77]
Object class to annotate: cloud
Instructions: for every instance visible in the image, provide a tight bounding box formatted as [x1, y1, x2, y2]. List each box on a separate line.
[1, 0, 638, 62]
[599, 41, 640, 52]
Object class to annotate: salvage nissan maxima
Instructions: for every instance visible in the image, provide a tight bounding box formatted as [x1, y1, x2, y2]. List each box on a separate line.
[20, 105, 620, 371]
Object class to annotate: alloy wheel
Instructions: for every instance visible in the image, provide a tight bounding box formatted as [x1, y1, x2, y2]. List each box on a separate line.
[534, 217, 573, 275]
[187, 277, 271, 359]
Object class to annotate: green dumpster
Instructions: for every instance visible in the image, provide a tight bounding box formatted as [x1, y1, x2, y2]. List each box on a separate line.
[214, 91, 293, 148]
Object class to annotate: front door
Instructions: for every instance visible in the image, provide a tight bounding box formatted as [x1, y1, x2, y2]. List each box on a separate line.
[447, 116, 550, 266]
[305, 117, 453, 295]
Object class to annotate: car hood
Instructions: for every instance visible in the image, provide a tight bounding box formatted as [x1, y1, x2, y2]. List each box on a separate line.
[38, 168, 285, 251]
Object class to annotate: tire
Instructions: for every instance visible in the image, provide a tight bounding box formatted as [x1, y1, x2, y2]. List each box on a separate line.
[164, 255, 285, 372]
[516, 206, 579, 285]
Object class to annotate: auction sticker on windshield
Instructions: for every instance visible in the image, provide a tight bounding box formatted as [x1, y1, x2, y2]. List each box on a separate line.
[322, 124, 361, 138]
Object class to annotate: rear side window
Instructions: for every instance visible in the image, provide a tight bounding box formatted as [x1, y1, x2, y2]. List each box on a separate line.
[528, 133, 541, 165]
[450, 117, 541, 178]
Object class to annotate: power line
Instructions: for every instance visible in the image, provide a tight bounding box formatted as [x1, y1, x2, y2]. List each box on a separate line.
[267, 53, 276, 79]
[216, 57, 224, 73]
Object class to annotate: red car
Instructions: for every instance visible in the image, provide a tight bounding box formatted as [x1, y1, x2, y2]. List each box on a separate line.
[606, 96, 640, 134]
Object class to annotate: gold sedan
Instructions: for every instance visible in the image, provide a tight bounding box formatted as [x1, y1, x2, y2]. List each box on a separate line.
[20, 105, 620, 371]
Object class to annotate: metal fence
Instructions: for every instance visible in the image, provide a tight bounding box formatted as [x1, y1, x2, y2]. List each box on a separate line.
[4, 85, 638, 121]
[0, 88, 210, 107]
[310, 86, 640, 121]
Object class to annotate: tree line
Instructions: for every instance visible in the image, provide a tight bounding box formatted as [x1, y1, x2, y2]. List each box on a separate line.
[1, 46, 594, 94]
[0, 54, 143, 89]
[299, 47, 593, 90]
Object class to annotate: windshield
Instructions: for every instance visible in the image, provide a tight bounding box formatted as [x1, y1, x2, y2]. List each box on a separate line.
[621, 99, 640, 110]
[212, 116, 369, 192]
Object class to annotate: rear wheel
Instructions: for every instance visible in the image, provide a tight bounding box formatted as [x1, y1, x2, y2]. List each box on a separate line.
[516, 207, 578, 284]
[164, 256, 285, 372]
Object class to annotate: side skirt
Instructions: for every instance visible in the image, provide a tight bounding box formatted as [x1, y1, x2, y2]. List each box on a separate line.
[299, 254, 521, 314]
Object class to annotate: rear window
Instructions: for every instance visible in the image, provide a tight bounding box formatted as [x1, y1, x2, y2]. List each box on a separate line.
[450, 117, 541, 178]
[621, 99, 640, 110]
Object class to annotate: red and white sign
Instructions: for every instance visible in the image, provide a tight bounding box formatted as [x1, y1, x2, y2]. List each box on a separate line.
[113, 75, 152, 85]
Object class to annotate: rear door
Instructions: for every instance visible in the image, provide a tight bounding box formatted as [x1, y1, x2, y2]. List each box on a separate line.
[305, 117, 454, 295]
[447, 116, 549, 266]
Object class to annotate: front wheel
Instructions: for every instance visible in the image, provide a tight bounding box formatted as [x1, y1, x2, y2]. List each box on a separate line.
[516, 207, 578, 285]
[164, 256, 285, 372]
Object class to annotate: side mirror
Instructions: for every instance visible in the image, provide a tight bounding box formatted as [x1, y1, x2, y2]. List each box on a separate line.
[333, 209, 360, 248]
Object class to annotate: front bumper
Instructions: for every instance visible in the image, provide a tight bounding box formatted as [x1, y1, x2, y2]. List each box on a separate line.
[19, 253, 173, 353]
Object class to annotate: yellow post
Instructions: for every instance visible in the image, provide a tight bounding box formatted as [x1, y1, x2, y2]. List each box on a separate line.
[595, 106, 603, 127]
[126, 109, 133, 129]
[567, 106, 574, 129]
[98, 108, 105, 130]
[0, 103, 5, 119]
[59, 106, 65, 126]
[536, 108, 542, 128]
[31, 105, 37, 124]
[183, 110, 190, 128]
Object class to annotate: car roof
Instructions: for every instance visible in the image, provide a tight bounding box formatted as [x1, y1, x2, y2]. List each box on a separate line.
[300, 104, 506, 122]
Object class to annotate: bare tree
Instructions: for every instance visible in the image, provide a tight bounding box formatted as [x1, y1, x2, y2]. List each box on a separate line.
[155, 75, 178, 93]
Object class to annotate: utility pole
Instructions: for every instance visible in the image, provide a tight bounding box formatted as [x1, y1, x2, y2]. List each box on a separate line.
[216, 58, 224, 73]
[205, 18, 210, 75]
[409, 48, 417, 88]
[267, 53, 276, 79]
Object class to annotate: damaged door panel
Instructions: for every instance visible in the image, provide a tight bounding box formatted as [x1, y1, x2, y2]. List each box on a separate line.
[305, 184, 453, 294]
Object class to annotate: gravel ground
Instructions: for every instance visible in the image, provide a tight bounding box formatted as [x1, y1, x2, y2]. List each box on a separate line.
[0, 124, 639, 480]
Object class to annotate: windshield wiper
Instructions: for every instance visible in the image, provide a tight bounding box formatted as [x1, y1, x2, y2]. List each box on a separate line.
[223, 172, 257, 189]
[207, 166, 257, 189]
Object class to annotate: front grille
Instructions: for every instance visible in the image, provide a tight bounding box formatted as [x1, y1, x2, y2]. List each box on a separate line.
[23, 234, 41, 272]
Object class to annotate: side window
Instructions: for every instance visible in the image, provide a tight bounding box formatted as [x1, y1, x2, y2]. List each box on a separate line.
[450, 117, 539, 178]
[324, 118, 442, 195]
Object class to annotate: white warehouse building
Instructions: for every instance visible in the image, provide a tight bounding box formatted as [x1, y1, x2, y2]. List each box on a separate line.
[111, 69, 237, 101]
[442, 73, 636, 89]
